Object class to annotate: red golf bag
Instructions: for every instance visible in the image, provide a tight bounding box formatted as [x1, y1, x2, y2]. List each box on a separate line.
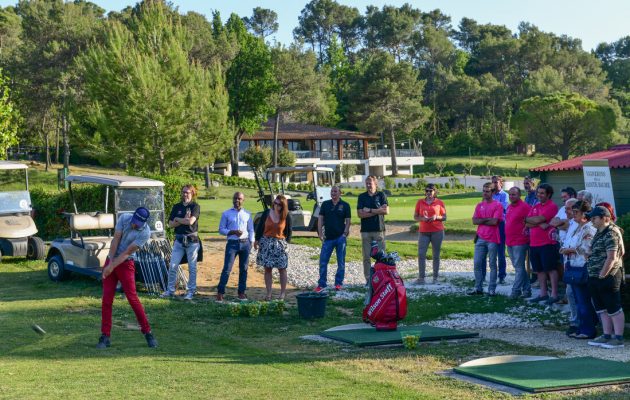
[363, 242, 407, 331]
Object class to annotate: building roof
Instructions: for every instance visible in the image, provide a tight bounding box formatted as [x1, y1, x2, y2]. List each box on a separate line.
[66, 174, 164, 188]
[531, 145, 630, 172]
[244, 120, 377, 141]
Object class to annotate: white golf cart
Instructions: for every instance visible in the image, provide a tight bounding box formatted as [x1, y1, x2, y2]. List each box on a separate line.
[0, 161, 46, 262]
[46, 174, 176, 294]
[253, 166, 335, 232]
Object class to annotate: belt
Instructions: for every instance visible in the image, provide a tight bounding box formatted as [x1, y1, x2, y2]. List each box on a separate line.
[228, 239, 250, 243]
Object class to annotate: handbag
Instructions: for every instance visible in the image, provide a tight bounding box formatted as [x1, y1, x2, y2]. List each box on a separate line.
[562, 260, 588, 285]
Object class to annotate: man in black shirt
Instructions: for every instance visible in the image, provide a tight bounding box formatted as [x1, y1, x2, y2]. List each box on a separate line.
[357, 175, 389, 283]
[161, 184, 201, 300]
[315, 186, 351, 292]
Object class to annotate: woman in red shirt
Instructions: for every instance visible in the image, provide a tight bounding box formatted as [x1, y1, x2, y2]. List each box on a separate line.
[413, 183, 447, 284]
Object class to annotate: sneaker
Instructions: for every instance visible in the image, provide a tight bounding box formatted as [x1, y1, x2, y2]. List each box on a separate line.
[602, 338, 625, 349]
[528, 295, 549, 303]
[238, 293, 247, 300]
[334, 284, 343, 291]
[216, 293, 224, 302]
[96, 334, 111, 349]
[467, 289, 483, 296]
[545, 296, 561, 305]
[183, 292, 193, 301]
[498, 278, 506, 285]
[159, 291, 174, 299]
[588, 335, 611, 347]
[314, 286, 325, 293]
[145, 332, 158, 348]
[521, 291, 532, 299]
[565, 326, 579, 337]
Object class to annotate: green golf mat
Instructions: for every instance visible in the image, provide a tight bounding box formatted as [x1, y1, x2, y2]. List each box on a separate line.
[320, 324, 478, 346]
[454, 356, 630, 393]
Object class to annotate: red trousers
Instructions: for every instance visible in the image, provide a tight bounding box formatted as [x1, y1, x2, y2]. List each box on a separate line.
[101, 259, 151, 336]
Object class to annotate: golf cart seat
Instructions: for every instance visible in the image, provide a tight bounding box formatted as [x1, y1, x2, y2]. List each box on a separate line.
[69, 214, 115, 250]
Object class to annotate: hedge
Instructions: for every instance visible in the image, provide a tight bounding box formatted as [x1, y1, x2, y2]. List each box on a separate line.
[30, 174, 195, 241]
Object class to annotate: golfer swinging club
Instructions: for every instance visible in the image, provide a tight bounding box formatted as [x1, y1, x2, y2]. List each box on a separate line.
[97, 207, 158, 349]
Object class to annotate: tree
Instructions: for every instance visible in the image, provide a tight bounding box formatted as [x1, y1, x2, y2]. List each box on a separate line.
[12, 0, 105, 168]
[0, 69, 19, 158]
[243, 7, 278, 40]
[513, 92, 617, 160]
[225, 14, 276, 176]
[349, 52, 430, 175]
[242, 145, 271, 176]
[269, 45, 331, 167]
[77, 1, 230, 173]
[277, 147, 296, 167]
[364, 3, 421, 61]
[293, 0, 360, 64]
[340, 163, 357, 182]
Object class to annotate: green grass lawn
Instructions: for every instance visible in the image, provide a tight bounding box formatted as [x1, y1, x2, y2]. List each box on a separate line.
[422, 154, 557, 178]
[1, 257, 604, 400]
[198, 189, 480, 237]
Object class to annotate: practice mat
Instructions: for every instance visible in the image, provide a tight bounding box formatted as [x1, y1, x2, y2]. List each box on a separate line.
[320, 324, 478, 346]
[454, 356, 630, 393]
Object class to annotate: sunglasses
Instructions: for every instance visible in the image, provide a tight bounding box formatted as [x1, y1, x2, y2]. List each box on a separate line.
[273, 201, 282, 206]
[425, 189, 434, 193]
[182, 191, 192, 195]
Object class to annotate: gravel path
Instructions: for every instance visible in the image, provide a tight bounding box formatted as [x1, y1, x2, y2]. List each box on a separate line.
[278, 244, 630, 360]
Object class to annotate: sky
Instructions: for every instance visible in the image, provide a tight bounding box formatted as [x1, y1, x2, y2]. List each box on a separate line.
[2, 0, 629, 51]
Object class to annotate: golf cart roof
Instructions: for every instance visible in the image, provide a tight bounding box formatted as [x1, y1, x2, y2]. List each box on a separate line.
[265, 166, 334, 173]
[0, 161, 28, 170]
[65, 174, 164, 188]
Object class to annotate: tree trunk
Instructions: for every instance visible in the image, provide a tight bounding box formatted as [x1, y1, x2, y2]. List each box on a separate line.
[389, 128, 398, 176]
[230, 130, 243, 177]
[55, 124, 60, 164]
[273, 110, 280, 168]
[62, 113, 69, 169]
[204, 164, 210, 188]
[44, 133, 50, 172]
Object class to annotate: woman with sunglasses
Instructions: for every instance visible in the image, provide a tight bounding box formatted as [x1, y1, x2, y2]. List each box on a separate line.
[413, 183, 446, 284]
[254, 195, 292, 300]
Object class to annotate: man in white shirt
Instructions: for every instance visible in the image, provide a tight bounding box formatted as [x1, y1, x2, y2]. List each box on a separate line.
[217, 192, 255, 301]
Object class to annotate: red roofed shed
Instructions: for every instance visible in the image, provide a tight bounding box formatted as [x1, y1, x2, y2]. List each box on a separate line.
[530, 145, 630, 216]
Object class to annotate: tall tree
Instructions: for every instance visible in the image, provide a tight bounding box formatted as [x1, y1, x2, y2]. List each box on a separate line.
[225, 14, 276, 176]
[269, 45, 332, 167]
[12, 0, 104, 168]
[513, 92, 617, 160]
[364, 3, 421, 61]
[77, 1, 230, 173]
[349, 51, 430, 175]
[0, 68, 19, 159]
[243, 7, 278, 40]
[293, 0, 360, 64]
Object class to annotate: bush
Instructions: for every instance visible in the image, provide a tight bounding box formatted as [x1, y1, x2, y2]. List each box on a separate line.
[384, 176, 395, 190]
[415, 178, 428, 189]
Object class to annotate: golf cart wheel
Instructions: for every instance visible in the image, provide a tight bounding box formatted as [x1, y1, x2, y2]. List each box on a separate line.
[48, 255, 69, 282]
[27, 237, 46, 260]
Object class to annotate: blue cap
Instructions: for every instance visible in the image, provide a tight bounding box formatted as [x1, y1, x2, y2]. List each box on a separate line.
[131, 207, 150, 228]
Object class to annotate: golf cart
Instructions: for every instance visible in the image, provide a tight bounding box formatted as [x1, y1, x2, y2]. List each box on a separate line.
[46, 174, 178, 294]
[253, 166, 335, 232]
[0, 161, 46, 262]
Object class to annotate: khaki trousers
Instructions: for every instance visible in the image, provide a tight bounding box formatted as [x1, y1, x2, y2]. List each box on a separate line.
[361, 231, 385, 282]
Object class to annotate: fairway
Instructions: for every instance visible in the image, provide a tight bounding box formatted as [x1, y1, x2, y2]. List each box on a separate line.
[0, 257, 603, 400]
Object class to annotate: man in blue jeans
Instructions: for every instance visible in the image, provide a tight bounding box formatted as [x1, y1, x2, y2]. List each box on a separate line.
[216, 192, 255, 301]
[492, 175, 509, 284]
[315, 186, 351, 292]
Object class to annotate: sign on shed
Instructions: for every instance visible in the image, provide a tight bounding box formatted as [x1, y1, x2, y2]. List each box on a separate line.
[582, 159, 616, 211]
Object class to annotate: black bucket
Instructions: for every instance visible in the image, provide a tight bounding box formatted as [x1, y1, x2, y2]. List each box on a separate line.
[296, 292, 328, 318]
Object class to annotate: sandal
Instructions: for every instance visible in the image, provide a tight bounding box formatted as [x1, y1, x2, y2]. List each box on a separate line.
[574, 333, 594, 339]
[264, 295, 272, 301]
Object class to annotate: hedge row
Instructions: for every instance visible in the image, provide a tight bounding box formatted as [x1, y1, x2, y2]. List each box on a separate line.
[30, 174, 193, 241]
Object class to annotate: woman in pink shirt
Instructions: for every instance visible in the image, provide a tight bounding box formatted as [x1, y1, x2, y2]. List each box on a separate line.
[526, 183, 560, 304]
[413, 183, 446, 284]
